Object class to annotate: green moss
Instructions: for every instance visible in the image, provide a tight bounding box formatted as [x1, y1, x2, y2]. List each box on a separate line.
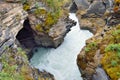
[0, 47, 31, 80]
[0, 52, 24, 80]
[34, 11, 59, 33]
[45, 13, 56, 26]
[85, 47, 90, 52]
[112, 30, 120, 36]
[35, 24, 44, 32]
[99, 25, 120, 80]
[101, 49, 120, 80]
[105, 44, 120, 52]
[111, 60, 118, 67]
[34, 8, 47, 16]
[85, 42, 98, 53]
[81, 24, 120, 79]
[22, 0, 31, 11]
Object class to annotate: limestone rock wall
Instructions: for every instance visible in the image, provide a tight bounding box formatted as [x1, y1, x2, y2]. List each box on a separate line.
[0, 1, 27, 54]
[0, 1, 55, 80]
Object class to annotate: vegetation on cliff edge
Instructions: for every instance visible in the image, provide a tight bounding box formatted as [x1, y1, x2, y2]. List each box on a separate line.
[0, 47, 52, 80]
[22, 0, 70, 33]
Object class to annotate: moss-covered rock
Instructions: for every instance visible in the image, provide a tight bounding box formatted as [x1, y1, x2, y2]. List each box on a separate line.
[77, 23, 120, 80]
[0, 47, 54, 80]
[100, 25, 120, 80]
[76, 1, 120, 80]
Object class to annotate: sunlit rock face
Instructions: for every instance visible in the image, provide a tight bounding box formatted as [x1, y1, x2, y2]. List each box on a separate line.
[27, 7, 76, 48]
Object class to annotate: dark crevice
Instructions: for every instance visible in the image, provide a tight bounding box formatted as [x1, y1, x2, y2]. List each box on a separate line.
[69, 1, 78, 13]
[16, 18, 36, 49]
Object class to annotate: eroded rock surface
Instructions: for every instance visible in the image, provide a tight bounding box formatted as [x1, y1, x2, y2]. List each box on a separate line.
[0, 1, 27, 54]
[76, 0, 114, 80]
[0, 1, 55, 80]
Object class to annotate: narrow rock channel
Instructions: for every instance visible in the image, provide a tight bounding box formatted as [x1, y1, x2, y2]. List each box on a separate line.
[30, 13, 93, 80]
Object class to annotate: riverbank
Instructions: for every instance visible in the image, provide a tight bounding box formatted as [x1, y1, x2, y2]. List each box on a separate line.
[76, 0, 120, 80]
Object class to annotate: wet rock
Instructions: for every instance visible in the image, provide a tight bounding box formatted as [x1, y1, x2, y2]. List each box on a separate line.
[39, 70, 55, 80]
[74, 0, 90, 10]
[92, 67, 110, 80]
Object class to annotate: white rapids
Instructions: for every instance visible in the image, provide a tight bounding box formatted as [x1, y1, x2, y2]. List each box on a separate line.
[30, 13, 93, 80]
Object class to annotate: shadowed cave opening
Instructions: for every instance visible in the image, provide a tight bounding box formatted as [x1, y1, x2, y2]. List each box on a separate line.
[16, 18, 36, 49]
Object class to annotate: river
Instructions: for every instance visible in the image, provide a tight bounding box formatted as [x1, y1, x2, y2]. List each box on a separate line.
[30, 13, 93, 80]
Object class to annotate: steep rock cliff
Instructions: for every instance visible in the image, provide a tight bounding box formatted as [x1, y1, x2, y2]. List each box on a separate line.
[28, 10, 76, 48]
[76, 0, 115, 80]
[0, 1, 27, 54]
[15, 0, 76, 49]
[0, 1, 55, 80]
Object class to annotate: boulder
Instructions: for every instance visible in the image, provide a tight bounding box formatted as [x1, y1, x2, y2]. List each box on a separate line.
[76, 10, 106, 34]
[69, 1, 78, 13]
[73, 0, 90, 10]
[92, 67, 110, 80]
[27, 8, 76, 48]
[86, 0, 106, 17]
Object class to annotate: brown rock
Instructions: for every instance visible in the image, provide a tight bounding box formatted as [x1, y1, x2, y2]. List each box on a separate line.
[28, 8, 76, 48]
[85, 67, 95, 75]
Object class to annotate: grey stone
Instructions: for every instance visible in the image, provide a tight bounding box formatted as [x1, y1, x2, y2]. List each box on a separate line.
[87, 1, 106, 16]
[74, 0, 90, 10]
[0, 28, 2, 37]
[4, 28, 10, 40]
[92, 67, 110, 80]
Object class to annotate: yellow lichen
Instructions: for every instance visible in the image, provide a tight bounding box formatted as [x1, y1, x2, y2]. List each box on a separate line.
[35, 24, 44, 32]
[100, 25, 120, 80]
[23, 4, 30, 11]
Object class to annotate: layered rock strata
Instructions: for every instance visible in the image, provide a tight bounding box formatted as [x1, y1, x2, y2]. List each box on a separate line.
[76, 0, 116, 80]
